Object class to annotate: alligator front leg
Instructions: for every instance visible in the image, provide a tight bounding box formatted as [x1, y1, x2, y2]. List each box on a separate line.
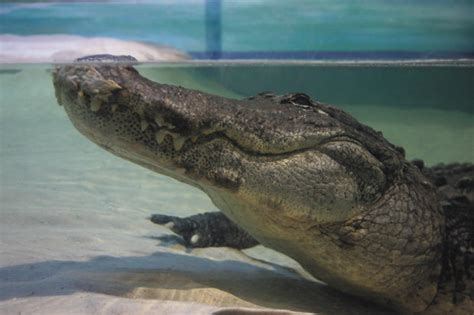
[150, 212, 259, 249]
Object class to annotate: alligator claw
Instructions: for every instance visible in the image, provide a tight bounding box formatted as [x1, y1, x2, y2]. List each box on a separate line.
[150, 212, 258, 249]
[150, 214, 194, 233]
[150, 214, 206, 247]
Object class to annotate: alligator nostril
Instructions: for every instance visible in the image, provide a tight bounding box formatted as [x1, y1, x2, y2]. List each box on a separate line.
[290, 93, 312, 105]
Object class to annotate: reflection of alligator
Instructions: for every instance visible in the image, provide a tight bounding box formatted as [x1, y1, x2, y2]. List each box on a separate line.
[53, 55, 473, 314]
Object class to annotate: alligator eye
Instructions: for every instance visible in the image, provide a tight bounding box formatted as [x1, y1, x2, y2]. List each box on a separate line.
[281, 93, 313, 106]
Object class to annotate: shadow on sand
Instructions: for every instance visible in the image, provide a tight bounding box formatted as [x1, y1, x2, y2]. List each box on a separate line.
[0, 250, 395, 314]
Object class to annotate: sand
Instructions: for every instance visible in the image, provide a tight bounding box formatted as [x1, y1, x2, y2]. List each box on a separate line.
[0, 34, 189, 63]
[0, 60, 396, 314]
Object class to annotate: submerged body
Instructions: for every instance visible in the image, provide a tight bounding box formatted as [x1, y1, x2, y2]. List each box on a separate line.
[53, 55, 473, 314]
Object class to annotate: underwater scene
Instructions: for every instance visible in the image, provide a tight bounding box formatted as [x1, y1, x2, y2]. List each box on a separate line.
[1, 60, 473, 314]
[1, 1, 473, 315]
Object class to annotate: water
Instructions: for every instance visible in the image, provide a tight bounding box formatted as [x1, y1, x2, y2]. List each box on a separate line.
[0, 61, 472, 314]
[1, 1, 473, 54]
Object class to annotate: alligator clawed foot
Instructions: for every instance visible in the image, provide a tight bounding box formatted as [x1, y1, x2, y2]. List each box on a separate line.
[150, 214, 209, 247]
[150, 212, 259, 249]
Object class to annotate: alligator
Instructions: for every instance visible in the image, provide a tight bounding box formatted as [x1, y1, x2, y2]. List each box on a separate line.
[52, 55, 473, 314]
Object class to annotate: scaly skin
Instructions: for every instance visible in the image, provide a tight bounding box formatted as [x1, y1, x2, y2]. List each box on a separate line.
[52, 55, 472, 314]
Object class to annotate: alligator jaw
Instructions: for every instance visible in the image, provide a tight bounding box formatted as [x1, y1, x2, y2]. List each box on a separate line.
[52, 56, 362, 190]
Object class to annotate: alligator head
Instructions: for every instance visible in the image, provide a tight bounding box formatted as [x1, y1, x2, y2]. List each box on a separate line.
[53, 55, 444, 313]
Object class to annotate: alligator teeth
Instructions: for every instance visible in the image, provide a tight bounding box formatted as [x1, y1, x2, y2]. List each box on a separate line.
[140, 120, 149, 131]
[190, 135, 198, 143]
[172, 135, 187, 151]
[155, 130, 168, 144]
[111, 104, 118, 113]
[90, 99, 102, 112]
[155, 115, 175, 129]
[104, 79, 122, 90]
[86, 68, 100, 78]
[154, 130, 189, 151]
[168, 132, 185, 151]
[77, 90, 87, 106]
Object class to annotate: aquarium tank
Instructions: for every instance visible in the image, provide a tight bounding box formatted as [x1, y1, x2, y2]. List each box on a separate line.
[0, 1, 473, 314]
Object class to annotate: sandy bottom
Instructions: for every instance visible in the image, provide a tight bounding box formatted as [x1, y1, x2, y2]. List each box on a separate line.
[3, 63, 467, 315]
